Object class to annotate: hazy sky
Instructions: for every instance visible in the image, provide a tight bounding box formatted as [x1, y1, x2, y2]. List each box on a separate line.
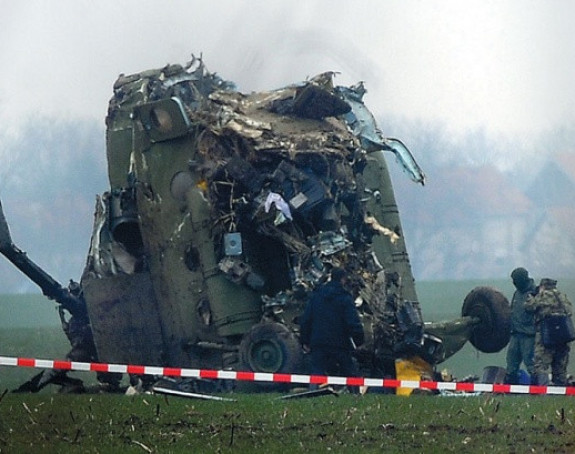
[1, 0, 574, 145]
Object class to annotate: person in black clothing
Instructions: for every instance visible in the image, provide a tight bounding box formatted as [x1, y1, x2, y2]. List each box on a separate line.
[299, 267, 365, 391]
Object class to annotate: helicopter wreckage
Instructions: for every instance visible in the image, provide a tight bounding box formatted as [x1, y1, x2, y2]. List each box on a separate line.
[0, 56, 511, 394]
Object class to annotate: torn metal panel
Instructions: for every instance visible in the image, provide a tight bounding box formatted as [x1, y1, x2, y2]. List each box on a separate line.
[336, 83, 426, 185]
[279, 386, 339, 399]
[153, 387, 237, 401]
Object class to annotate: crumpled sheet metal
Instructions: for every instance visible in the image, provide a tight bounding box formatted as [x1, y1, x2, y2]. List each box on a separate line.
[86, 194, 140, 278]
[102, 58, 423, 360]
[203, 87, 356, 159]
[190, 74, 404, 309]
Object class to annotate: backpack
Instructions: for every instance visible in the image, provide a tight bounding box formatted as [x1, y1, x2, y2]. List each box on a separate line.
[541, 313, 575, 347]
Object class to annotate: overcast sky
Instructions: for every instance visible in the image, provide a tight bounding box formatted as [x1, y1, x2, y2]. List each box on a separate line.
[1, 0, 574, 146]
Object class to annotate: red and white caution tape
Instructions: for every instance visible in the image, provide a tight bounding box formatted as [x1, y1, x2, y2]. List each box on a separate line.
[1, 355, 574, 395]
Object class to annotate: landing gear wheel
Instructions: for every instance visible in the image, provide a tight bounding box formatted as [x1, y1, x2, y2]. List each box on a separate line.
[239, 322, 303, 374]
[462, 286, 511, 353]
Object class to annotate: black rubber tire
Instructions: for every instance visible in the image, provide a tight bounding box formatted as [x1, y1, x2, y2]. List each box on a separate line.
[239, 322, 303, 374]
[462, 286, 511, 353]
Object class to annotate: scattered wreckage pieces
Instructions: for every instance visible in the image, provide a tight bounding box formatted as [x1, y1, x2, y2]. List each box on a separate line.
[279, 385, 340, 400]
[193, 80, 403, 310]
[152, 386, 237, 402]
[146, 377, 236, 401]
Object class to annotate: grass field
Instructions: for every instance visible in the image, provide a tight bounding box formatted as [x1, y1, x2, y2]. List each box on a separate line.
[2, 281, 575, 452]
[2, 391, 575, 453]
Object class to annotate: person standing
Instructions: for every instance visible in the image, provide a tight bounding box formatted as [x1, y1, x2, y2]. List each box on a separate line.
[505, 267, 537, 384]
[299, 267, 364, 390]
[525, 278, 573, 386]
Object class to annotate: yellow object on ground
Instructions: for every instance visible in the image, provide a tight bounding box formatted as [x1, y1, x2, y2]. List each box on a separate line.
[395, 356, 433, 396]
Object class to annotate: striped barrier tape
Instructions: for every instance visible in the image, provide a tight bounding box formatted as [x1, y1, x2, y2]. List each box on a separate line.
[1, 355, 574, 395]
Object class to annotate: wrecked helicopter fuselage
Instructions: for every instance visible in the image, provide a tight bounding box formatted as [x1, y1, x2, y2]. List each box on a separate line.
[0, 57, 511, 389]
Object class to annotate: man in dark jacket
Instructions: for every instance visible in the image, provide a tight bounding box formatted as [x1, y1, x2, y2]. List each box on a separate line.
[505, 267, 537, 384]
[299, 267, 365, 389]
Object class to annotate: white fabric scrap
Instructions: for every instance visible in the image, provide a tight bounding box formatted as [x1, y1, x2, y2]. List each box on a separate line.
[264, 192, 293, 220]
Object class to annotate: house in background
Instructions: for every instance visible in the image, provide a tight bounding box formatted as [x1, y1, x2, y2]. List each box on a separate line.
[397, 165, 534, 280]
[522, 207, 575, 278]
[526, 153, 575, 209]
[393, 153, 575, 281]
[522, 153, 575, 278]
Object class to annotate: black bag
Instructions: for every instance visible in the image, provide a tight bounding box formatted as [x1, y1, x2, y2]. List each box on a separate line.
[541, 314, 575, 347]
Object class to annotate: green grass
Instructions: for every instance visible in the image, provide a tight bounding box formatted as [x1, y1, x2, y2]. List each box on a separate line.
[1, 392, 574, 453]
[0, 294, 61, 328]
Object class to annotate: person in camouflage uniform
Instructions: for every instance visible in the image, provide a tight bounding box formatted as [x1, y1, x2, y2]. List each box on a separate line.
[505, 267, 537, 384]
[524, 278, 573, 386]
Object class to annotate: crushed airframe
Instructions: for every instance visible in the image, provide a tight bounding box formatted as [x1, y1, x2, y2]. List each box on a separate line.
[0, 56, 512, 392]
